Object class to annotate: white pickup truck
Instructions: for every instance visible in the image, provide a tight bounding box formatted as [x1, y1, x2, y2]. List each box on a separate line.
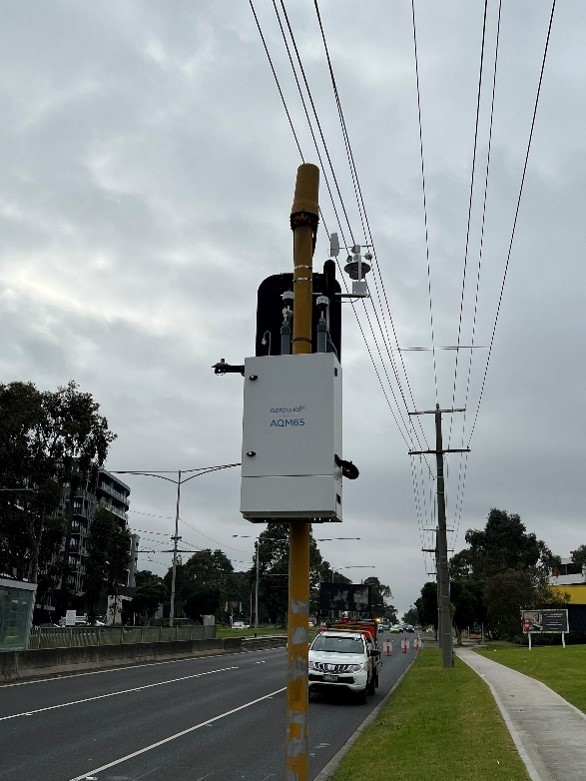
[308, 628, 381, 703]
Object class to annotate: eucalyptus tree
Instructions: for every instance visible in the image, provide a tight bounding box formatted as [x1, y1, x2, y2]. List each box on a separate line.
[0, 380, 116, 598]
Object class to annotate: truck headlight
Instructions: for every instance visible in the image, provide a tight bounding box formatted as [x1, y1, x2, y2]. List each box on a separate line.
[348, 664, 362, 673]
[308, 660, 317, 670]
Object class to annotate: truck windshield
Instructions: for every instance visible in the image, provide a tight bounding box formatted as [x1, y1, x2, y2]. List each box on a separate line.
[312, 635, 365, 653]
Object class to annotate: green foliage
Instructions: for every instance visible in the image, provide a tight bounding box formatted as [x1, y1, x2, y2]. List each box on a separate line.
[166, 548, 238, 622]
[131, 570, 167, 624]
[84, 506, 130, 623]
[464, 509, 543, 579]
[448, 508, 562, 640]
[416, 581, 438, 630]
[362, 575, 392, 617]
[0, 380, 116, 588]
[570, 545, 586, 569]
[451, 579, 485, 642]
[255, 525, 290, 625]
[183, 587, 222, 622]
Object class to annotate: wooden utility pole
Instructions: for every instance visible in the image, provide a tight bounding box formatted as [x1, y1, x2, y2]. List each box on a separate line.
[410, 404, 468, 669]
[287, 163, 319, 781]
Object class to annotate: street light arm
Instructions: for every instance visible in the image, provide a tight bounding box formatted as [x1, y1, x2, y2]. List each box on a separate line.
[180, 463, 241, 485]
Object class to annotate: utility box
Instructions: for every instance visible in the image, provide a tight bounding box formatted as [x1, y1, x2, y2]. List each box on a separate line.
[240, 353, 342, 522]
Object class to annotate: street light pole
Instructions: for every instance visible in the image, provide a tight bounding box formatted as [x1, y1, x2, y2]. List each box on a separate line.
[111, 462, 240, 627]
[254, 539, 259, 634]
[169, 469, 182, 627]
[233, 534, 283, 632]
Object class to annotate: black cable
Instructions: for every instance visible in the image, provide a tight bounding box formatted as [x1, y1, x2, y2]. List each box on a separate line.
[448, 0, 489, 432]
[468, 0, 557, 446]
[411, 0, 438, 403]
[248, 0, 305, 162]
[314, 0, 434, 465]
[452, 0, 503, 545]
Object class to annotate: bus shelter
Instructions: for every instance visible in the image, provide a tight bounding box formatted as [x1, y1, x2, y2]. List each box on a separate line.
[0, 578, 37, 651]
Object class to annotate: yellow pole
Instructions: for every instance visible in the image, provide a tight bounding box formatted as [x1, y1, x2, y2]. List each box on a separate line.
[287, 163, 319, 781]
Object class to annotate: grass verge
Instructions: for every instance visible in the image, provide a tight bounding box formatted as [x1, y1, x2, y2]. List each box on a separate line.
[331, 649, 530, 781]
[475, 642, 586, 713]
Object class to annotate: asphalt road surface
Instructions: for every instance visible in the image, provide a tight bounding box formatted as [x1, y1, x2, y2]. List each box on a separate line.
[0, 637, 416, 780]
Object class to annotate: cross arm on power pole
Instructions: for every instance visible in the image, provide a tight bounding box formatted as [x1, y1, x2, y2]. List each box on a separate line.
[409, 448, 470, 455]
[409, 408, 466, 415]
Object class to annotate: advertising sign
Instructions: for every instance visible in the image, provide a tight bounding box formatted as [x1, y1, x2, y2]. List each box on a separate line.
[65, 609, 77, 627]
[521, 609, 569, 634]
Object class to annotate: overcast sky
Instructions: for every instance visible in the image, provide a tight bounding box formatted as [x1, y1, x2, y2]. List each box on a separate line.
[1, 1, 584, 615]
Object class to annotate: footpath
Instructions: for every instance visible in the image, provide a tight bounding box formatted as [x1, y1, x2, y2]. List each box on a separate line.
[456, 647, 586, 781]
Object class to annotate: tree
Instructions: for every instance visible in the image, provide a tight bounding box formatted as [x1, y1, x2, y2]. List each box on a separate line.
[402, 606, 418, 626]
[165, 548, 235, 622]
[184, 587, 222, 622]
[450, 579, 484, 645]
[84, 506, 131, 623]
[415, 582, 438, 631]
[363, 576, 392, 617]
[251, 524, 332, 625]
[448, 508, 561, 640]
[0, 380, 116, 594]
[462, 508, 544, 579]
[484, 570, 535, 640]
[570, 545, 586, 570]
[130, 571, 168, 624]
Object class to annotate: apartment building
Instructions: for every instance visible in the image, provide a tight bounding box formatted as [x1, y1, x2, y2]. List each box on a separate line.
[63, 469, 133, 596]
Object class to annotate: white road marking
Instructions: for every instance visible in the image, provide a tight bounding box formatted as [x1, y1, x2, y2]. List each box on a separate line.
[67, 687, 286, 781]
[0, 666, 238, 721]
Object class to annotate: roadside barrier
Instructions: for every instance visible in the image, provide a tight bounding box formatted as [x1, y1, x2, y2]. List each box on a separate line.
[1, 634, 287, 684]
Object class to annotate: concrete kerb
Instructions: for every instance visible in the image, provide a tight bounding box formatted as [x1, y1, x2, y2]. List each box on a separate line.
[313, 655, 418, 781]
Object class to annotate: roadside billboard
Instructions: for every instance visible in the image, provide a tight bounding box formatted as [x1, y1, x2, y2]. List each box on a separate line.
[521, 609, 569, 633]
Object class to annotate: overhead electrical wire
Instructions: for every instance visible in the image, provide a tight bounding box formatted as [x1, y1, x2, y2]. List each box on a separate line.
[410, 0, 438, 404]
[312, 0, 437, 559]
[447, 0, 489, 433]
[314, 0, 433, 453]
[252, 0, 429, 462]
[249, 0, 559, 585]
[467, 0, 557, 446]
[441, 0, 489, 546]
[451, 0, 503, 547]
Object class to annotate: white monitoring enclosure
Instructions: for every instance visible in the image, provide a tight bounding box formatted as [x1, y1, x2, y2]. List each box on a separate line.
[240, 353, 342, 522]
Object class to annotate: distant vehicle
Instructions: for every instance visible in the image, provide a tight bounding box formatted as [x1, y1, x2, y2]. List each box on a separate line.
[404, 624, 415, 633]
[378, 621, 390, 633]
[36, 623, 60, 629]
[232, 621, 249, 629]
[389, 624, 402, 633]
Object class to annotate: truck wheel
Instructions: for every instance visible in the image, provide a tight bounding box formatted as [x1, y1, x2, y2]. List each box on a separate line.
[367, 676, 376, 695]
[358, 687, 368, 704]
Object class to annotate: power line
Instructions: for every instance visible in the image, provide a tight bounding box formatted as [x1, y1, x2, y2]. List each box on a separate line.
[410, 0, 438, 403]
[452, 0, 503, 546]
[468, 0, 557, 446]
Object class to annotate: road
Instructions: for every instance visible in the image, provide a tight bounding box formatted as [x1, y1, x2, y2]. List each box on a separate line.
[0, 635, 416, 780]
